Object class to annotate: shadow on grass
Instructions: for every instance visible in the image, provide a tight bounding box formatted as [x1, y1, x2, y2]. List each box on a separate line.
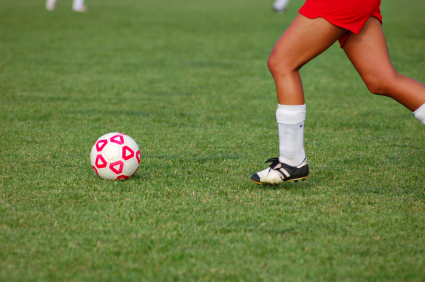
[246, 178, 316, 192]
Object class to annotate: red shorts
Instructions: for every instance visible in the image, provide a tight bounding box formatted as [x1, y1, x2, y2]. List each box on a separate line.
[299, 0, 382, 47]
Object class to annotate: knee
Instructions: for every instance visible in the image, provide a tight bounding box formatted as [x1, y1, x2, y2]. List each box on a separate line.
[364, 78, 388, 95]
[267, 53, 300, 77]
[363, 72, 400, 96]
[267, 53, 282, 75]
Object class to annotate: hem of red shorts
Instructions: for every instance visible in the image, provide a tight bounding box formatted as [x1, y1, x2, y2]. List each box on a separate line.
[337, 15, 382, 47]
[298, 10, 383, 48]
[298, 10, 362, 34]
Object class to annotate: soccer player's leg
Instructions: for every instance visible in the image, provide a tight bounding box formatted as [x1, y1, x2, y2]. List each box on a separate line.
[268, 14, 346, 105]
[343, 17, 425, 121]
[72, 0, 87, 12]
[252, 14, 346, 185]
[46, 0, 57, 10]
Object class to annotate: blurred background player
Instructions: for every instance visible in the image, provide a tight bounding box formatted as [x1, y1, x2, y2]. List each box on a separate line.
[272, 0, 290, 13]
[46, 0, 87, 12]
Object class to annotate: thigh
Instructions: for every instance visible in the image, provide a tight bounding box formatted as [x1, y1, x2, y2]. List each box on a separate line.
[270, 14, 347, 70]
[343, 17, 396, 82]
[343, 16, 425, 110]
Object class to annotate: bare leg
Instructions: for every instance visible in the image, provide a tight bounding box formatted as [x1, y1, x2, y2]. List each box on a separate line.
[343, 17, 425, 111]
[268, 14, 347, 105]
[251, 15, 348, 185]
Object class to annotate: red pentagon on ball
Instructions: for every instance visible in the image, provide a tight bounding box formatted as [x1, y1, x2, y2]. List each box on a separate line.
[92, 166, 99, 176]
[109, 160, 124, 174]
[136, 150, 141, 164]
[96, 139, 108, 152]
[95, 154, 107, 168]
[116, 175, 129, 180]
[122, 146, 134, 160]
[110, 134, 124, 145]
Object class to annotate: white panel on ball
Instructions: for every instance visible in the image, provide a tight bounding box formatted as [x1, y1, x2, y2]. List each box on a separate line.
[104, 144, 120, 161]
[123, 159, 138, 175]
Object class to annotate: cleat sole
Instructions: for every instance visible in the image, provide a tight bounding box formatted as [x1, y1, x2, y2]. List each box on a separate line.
[251, 179, 279, 186]
[251, 176, 308, 186]
[251, 179, 262, 185]
[284, 176, 308, 183]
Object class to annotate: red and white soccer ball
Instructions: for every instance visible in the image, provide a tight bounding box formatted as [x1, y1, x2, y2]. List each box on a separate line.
[90, 132, 140, 180]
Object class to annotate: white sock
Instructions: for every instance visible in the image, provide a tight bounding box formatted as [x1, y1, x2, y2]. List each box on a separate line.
[73, 0, 84, 10]
[46, 0, 57, 10]
[414, 103, 425, 124]
[276, 104, 306, 167]
[273, 0, 290, 10]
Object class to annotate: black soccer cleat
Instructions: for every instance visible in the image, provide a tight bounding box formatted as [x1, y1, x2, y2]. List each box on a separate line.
[251, 157, 309, 185]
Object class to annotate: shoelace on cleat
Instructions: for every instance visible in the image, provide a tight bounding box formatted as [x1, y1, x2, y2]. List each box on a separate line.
[264, 157, 293, 179]
[265, 157, 282, 169]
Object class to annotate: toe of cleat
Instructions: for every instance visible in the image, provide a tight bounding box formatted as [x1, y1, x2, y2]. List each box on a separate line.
[250, 173, 261, 185]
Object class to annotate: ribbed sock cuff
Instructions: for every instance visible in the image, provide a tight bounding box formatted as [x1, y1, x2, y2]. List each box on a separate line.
[276, 104, 306, 125]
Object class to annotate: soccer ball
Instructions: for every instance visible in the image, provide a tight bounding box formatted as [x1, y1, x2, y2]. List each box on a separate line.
[90, 132, 140, 180]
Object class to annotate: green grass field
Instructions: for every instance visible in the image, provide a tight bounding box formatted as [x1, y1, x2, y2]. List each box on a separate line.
[1, 0, 425, 281]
